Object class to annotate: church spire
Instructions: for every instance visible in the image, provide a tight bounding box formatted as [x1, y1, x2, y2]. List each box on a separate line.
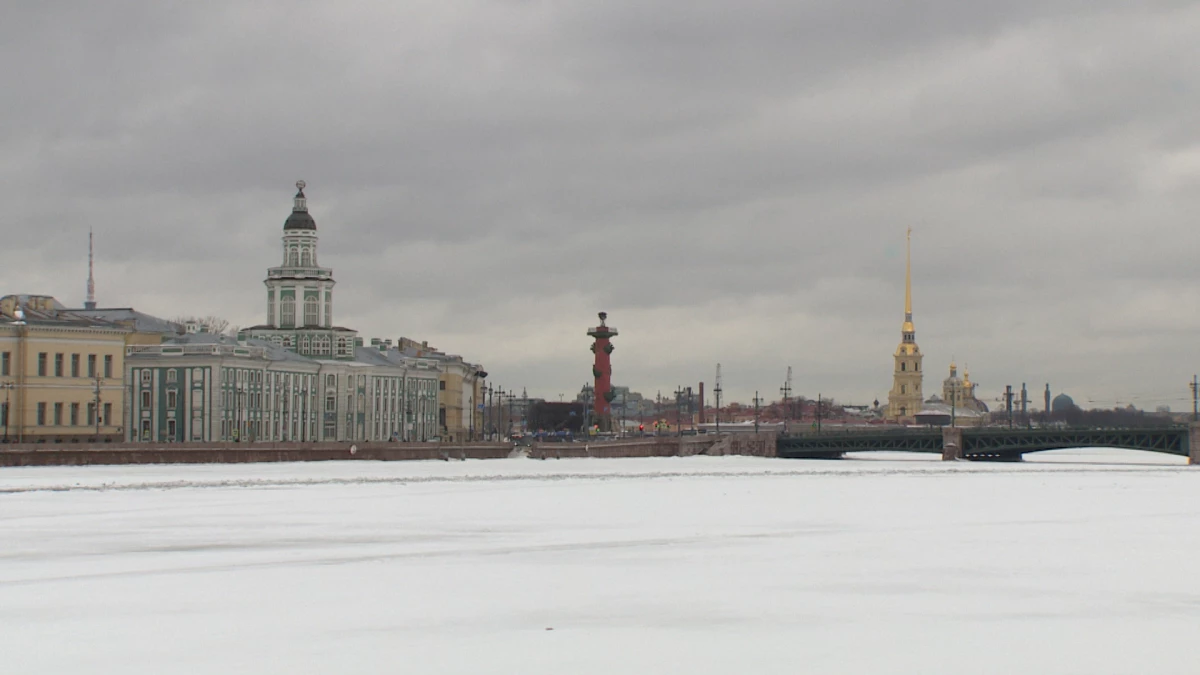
[904, 226, 912, 323]
[85, 228, 97, 310]
[901, 227, 914, 339]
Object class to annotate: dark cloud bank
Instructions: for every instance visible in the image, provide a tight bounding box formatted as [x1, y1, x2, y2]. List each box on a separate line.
[2, 1, 1198, 409]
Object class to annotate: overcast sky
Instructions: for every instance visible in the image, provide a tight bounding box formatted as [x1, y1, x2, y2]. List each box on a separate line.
[3, 1, 1199, 411]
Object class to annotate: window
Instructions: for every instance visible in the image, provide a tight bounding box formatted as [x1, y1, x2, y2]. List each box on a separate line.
[54, 403, 63, 426]
[439, 407, 446, 428]
[439, 380, 446, 391]
[301, 248, 311, 266]
[267, 294, 276, 325]
[55, 353, 64, 377]
[104, 403, 112, 427]
[140, 419, 151, 441]
[104, 355, 113, 378]
[87, 403, 95, 426]
[37, 402, 46, 425]
[70, 403, 79, 426]
[304, 296, 318, 326]
[167, 369, 177, 383]
[288, 248, 299, 266]
[87, 354, 96, 378]
[281, 300, 295, 328]
[326, 395, 336, 412]
[0, 402, 6, 428]
[141, 391, 151, 408]
[900, 385, 906, 394]
[38, 353, 47, 376]
[167, 419, 177, 439]
[900, 362, 906, 372]
[326, 374, 335, 389]
[167, 391, 177, 408]
[1, 351, 8, 376]
[72, 354, 80, 378]
[140, 369, 151, 385]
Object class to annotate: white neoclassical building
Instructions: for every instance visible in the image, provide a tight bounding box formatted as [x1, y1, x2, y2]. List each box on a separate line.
[125, 182, 442, 443]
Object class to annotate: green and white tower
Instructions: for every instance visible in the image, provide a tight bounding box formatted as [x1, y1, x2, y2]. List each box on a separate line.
[246, 181, 357, 359]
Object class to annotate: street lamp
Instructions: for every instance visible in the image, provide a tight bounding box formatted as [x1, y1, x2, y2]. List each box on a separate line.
[93, 373, 102, 442]
[1, 382, 13, 443]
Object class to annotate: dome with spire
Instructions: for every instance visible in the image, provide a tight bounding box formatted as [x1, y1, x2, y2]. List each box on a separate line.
[283, 180, 317, 231]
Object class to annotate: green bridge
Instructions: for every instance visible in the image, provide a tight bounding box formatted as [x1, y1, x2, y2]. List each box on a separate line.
[777, 425, 1200, 463]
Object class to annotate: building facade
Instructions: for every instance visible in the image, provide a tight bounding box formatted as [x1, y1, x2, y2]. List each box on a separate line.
[887, 229, 923, 421]
[0, 295, 130, 442]
[124, 182, 441, 443]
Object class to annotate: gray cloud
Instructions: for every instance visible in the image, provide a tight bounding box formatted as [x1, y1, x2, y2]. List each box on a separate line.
[3, 1, 1199, 411]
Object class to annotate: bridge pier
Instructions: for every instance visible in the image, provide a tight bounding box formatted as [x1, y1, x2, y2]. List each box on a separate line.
[942, 427, 963, 461]
[1190, 424, 1200, 465]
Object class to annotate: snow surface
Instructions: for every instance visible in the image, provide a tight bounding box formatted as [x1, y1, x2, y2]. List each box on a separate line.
[2, 450, 1198, 674]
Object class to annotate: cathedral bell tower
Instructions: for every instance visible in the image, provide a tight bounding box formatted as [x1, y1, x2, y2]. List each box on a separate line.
[887, 228, 923, 421]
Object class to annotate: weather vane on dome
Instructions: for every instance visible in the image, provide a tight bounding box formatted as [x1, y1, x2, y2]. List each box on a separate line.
[296, 180, 306, 192]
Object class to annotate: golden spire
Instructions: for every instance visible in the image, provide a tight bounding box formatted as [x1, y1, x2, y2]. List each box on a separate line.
[901, 227, 914, 335]
[904, 227, 912, 320]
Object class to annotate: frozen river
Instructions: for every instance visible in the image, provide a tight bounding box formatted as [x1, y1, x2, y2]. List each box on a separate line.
[2, 451, 1198, 674]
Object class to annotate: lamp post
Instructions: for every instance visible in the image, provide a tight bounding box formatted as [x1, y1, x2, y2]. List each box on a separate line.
[2, 382, 13, 443]
[93, 373, 102, 442]
[752, 391, 762, 434]
[674, 386, 685, 437]
[1191, 375, 1198, 423]
[780, 379, 792, 435]
[582, 385, 591, 436]
[281, 385, 290, 442]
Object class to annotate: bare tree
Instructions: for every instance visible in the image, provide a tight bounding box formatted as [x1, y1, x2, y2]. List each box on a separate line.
[172, 315, 233, 335]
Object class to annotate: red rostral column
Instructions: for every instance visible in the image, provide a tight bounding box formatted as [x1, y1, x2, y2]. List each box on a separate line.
[588, 311, 618, 431]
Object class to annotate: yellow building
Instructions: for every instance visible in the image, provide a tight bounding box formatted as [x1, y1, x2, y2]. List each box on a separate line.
[394, 338, 485, 442]
[887, 229, 924, 421]
[0, 295, 130, 443]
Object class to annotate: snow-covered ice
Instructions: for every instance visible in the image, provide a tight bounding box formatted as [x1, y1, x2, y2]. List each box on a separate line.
[2, 450, 1198, 674]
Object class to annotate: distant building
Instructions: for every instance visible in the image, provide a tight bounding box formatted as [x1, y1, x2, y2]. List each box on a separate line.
[1052, 393, 1077, 412]
[391, 338, 485, 442]
[939, 361, 988, 414]
[0, 295, 133, 442]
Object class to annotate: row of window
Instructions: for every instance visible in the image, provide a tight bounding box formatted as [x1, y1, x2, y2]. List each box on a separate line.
[139, 417, 201, 442]
[14, 352, 114, 378]
[28, 401, 112, 427]
[271, 297, 334, 329]
[285, 245, 317, 268]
